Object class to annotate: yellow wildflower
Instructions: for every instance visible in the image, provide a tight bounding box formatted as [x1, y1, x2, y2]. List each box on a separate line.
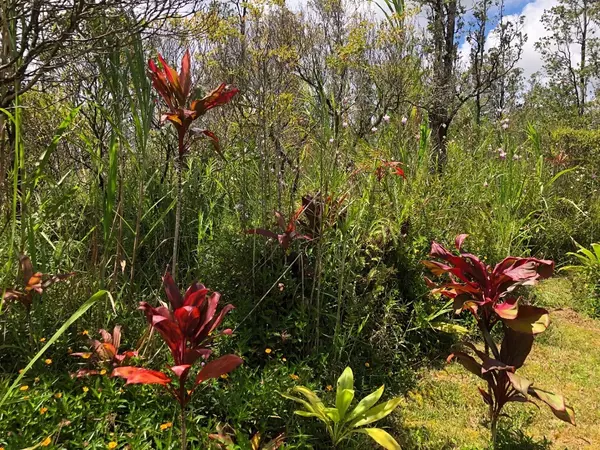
[220, 373, 229, 379]
[40, 407, 48, 415]
[81, 353, 92, 359]
[265, 348, 272, 354]
[282, 357, 287, 362]
[19, 385, 29, 391]
[18, 369, 24, 374]
[82, 330, 89, 336]
[55, 392, 62, 399]
[107, 442, 118, 449]
[100, 369, 107, 375]
[365, 362, 370, 368]
[45, 358, 52, 365]
[289, 374, 299, 381]
[39, 337, 46, 343]
[160, 422, 173, 431]
[34, 377, 40, 383]
[326, 385, 333, 391]
[41, 437, 52, 447]
[83, 386, 89, 393]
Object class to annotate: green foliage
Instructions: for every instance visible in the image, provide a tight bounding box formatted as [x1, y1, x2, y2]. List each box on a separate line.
[550, 127, 600, 170]
[281, 367, 402, 449]
[561, 241, 600, 316]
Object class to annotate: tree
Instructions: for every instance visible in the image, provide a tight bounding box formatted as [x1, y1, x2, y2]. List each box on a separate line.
[418, 0, 524, 166]
[0, 0, 195, 214]
[536, 0, 600, 116]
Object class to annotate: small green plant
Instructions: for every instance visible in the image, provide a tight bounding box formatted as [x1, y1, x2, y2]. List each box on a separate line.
[281, 367, 402, 449]
[561, 241, 600, 315]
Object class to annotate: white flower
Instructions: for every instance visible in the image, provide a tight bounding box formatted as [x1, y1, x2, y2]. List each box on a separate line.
[441, 123, 447, 128]
[483, 181, 489, 187]
[329, 138, 335, 143]
[371, 127, 378, 132]
[502, 123, 509, 130]
[342, 121, 349, 128]
[383, 114, 390, 122]
[401, 117, 408, 125]
[513, 154, 520, 160]
[499, 151, 507, 160]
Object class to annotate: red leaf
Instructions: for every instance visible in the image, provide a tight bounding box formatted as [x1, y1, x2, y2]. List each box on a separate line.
[157, 54, 183, 103]
[175, 306, 201, 338]
[494, 297, 519, 320]
[163, 273, 183, 310]
[183, 282, 207, 306]
[192, 83, 239, 116]
[112, 367, 171, 386]
[151, 315, 184, 356]
[455, 234, 469, 250]
[478, 387, 493, 405]
[180, 49, 192, 100]
[201, 129, 226, 159]
[195, 354, 243, 385]
[246, 228, 279, 241]
[183, 287, 209, 308]
[170, 364, 192, 384]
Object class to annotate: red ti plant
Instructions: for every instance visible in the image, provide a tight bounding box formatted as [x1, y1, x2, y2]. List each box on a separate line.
[209, 423, 285, 450]
[2, 255, 73, 312]
[148, 50, 238, 158]
[71, 326, 137, 377]
[112, 273, 243, 450]
[148, 50, 238, 277]
[423, 235, 575, 443]
[299, 192, 348, 238]
[246, 205, 311, 251]
[374, 161, 406, 182]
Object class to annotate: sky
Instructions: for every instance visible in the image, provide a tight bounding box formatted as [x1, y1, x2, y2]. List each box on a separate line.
[458, 0, 560, 79]
[287, 0, 562, 81]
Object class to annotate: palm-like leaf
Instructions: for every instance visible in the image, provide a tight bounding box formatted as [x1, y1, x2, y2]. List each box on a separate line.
[281, 366, 401, 449]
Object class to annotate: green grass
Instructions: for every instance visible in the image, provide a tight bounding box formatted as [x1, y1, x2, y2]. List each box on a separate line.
[398, 279, 600, 449]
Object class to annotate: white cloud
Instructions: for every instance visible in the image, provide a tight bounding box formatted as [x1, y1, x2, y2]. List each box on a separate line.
[506, 0, 558, 79]
[457, 0, 560, 80]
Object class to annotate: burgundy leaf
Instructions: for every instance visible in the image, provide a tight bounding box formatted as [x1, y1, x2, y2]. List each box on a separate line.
[163, 272, 183, 309]
[195, 354, 243, 385]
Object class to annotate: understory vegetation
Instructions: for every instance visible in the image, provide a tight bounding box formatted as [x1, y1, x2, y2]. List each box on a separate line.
[1, 0, 600, 448]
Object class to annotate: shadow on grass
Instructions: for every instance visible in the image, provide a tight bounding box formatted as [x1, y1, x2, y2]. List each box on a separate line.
[397, 422, 552, 450]
[494, 426, 552, 450]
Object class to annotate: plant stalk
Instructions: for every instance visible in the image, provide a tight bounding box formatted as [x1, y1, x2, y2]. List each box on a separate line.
[491, 412, 498, 448]
[173, 138, 183, 278]
[180, 404, 187, 450]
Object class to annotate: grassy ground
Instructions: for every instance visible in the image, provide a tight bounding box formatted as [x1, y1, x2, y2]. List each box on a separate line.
[397, 278, 600, 449]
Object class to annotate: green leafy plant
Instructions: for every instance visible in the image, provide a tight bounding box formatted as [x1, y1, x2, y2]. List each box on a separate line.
[561, 241, 600, 315]
[281, 367, 402, 449]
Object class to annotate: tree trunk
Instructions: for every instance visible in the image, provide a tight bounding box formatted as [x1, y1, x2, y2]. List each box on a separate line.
[579, 0, 588, 116]
[431, 113, 449, 170]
